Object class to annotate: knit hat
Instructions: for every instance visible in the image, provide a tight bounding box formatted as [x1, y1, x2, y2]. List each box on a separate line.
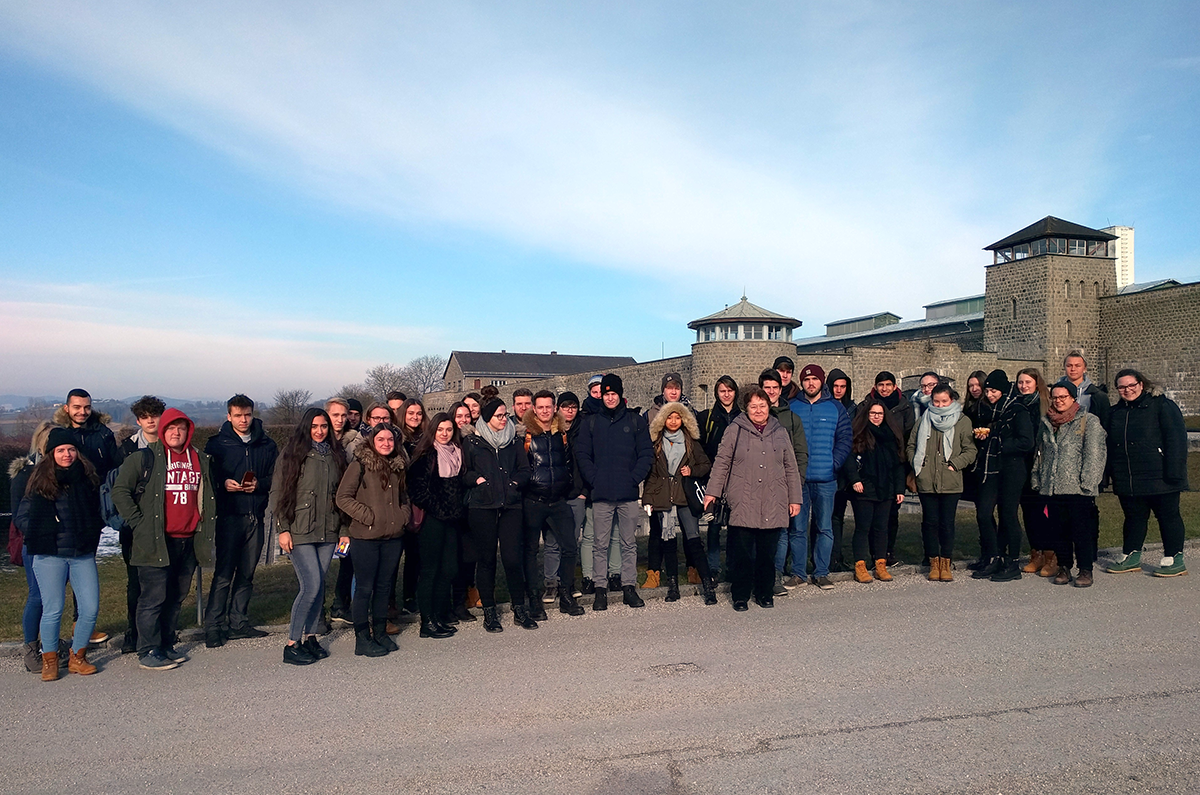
[556, 391, 579, 408]
[600, 373, 624, 397]
[346, 398, 363, 413]
[798, 364, 826, 386]
[772, 356, 795, 372]
[46, 427, 77, 453]
[874, 371, 896, 385]
[480, 398, 505, 423]
[588, 374, 604, 388]
[661, 372, 683, 390]
[984, 369, 1010, 392]
[1053, 379, 1078, 400]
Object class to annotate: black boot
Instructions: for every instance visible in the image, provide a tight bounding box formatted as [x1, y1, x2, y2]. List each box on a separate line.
[971, 556, 1003, 580]
[513, 604, 539, 629]
[439, 610, 460, 626]
[528, 595, 549, 622]
[453, 603, 477, 622]
[580, 577, 595, 595]
[373, 621, 398, 652]
[623, 585, 645, 608]
[483, 606, 503, 633]
[354, 625, 387, 657]
[664, 576, 680, 602]
[592, 587, 608, 611]
[559, 591, 585, 616]
[420, 618, 454, 639]
[607, 573, 621, 592]
[702, 577, 718, 606]
[990, 557, 1023, 582]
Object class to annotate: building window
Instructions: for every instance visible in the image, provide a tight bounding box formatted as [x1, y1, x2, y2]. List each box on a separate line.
[749, 324, 763, 340]
[1079, 280, 1085, 299]
[1011, 297, 1017, 319]
[720, 324, 737, 340]
[1065, 280, 1071, 299]
[767, 325, 784, 340]
[1069, 239, 1086, 256]
[1066, 319, 1072, 340]
[1013, 243, 1030, 260]
[1048, 237, 1066, 254]
[1093, 281, 1100, 298]
[1088, 240, 1108, 257]
[1032, 239, 1047, 256]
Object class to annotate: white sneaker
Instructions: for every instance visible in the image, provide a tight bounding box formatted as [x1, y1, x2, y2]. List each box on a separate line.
[1160, 556, 1175, 567]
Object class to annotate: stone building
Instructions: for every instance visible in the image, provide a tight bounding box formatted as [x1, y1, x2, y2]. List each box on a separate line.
[423, 216, 1199, 416]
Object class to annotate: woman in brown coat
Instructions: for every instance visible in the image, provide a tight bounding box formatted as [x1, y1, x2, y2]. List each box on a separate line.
[642, 403, 717, 605]
[704, 387, 803, 611]
[335, 424, 410, 658]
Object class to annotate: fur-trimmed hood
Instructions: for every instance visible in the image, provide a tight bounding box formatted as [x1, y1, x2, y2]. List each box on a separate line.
[649, 401, 700, 442]
[53, 405, 112, 429]
[8, 454, 34, 479]
[521, 409, 565, 437]
[354, 437, 408, 474]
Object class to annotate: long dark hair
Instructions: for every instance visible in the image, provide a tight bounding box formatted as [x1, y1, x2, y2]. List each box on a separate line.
[411, 412, 461, 464]
[1016, 367, 1050, 416]
[26, 449, 98, 500]
[398, 398, 427, 445]
[714, 375, 740, 411]
[851, 397, 905, 459]
[963, 370, 988, 415]
[275, 408, 346, 524]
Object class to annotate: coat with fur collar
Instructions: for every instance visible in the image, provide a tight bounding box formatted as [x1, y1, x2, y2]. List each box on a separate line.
[642, 403, 711, 511]
[335, 443, 410, 540]
[53, 405, 122, 480]
[521, 410, 573, 503]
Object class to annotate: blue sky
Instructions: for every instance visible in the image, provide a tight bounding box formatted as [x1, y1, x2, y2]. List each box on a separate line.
[1, 2, 1197, 401]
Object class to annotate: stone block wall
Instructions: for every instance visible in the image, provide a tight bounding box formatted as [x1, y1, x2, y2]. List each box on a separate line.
[1099, 283, 1200, 415]
[689, 340, 800, 410]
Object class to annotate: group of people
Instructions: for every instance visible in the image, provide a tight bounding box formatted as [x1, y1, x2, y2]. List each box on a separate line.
[10, 348, 1190, 675]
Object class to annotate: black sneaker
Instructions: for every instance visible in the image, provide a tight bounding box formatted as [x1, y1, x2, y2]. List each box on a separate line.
[138, 649, 180, 671]
[303, 636, 330, 660]
[813, 576, 835, 591]
[580, 578, 595, 595]
[205, 629, 226, 648]
[971, 557, 1002, 579]
[120, 632, 138, 655]
[329, 610, 352, 627]
[542, 586, 557, 604]
[733, 600, 749, 612]
[283, 643, 317, 666]
[607, 574, 622, 592]
[754, 595, 774, 608]
[226, 625, 269, 640]
[990, 559, 1023, 582]
[162, 646, 190, 664]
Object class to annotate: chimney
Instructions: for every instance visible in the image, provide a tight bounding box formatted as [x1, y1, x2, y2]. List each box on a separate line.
[550, 351, 557, 355]
[501, 349, 506, 353]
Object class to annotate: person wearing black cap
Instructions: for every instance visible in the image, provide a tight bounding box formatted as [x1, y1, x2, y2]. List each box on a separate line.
[345, 398, 365, 433]
[862, 371, 916, 566]
[761, 368, 810, 593]
[774, 357, 800, 403]
[576, 374, 653, 610]
[551, 392, 588, 601]
[970, 369, 1034, 582]
[696, 375, 741, 577]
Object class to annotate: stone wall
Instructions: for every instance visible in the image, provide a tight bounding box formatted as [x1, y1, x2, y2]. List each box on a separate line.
[1098, 282, 1200, 415]
[689, 340, 800, 409]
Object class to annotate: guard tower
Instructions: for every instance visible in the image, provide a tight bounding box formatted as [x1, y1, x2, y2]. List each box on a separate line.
[688, 296, 801, 408]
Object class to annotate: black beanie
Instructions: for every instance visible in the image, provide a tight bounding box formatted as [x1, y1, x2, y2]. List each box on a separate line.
[346, 398, 363, 413]
[874, 371, 896, 385]
[46, 427, 77, 453]
[601, 374, 624, 397]
[984, 369, 1010, 392]
[1053, 379, 1078, 400]
[557, 391, 580, 408]
[480, 398, 505, 423]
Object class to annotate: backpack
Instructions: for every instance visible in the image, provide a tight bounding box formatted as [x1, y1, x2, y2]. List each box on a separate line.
[100, 448, 154, 531]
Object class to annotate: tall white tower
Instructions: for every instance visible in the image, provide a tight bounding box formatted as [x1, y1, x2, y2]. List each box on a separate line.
[1101, 225, 1135, 289]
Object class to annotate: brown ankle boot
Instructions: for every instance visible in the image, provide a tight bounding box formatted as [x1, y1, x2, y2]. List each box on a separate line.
[854, 560, 872, 583]
[41, 652, 59, 682]
[687, 566, 701, 585]
[1023, 550, 1044, 573]
[642, 570, 660, 589]
[939, 557, 954, 582]
[68, 647, 97, 676]
[927, 557, 941, 581]
[874, 559, 893, 582]
[1038, 551, 1059, 578]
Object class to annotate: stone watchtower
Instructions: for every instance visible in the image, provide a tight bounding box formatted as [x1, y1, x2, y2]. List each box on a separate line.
[687, 296, 802, 409]
[983, 216, 1118, 375]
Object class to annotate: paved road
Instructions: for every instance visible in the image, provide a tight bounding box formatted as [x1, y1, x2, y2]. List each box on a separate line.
[4, 560, 1199, 794]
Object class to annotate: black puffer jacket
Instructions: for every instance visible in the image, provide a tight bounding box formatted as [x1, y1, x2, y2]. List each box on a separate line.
[52, 406, 123, 480]
[697, 403, 739, 462]
[16, 462, 104, 557]
[408, 450, 466, 522]
[204, 418, 278, 518]
[1107, 391, 1189, 496]
[575, 404, 653, 503]
[522, 411, 573, 503]
[462, 433, 529, 510]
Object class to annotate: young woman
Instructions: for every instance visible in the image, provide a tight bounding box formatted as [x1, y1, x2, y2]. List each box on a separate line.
[843, 398, 906, 583]
[272, 408, 347, 665]
[462, 399, 531, 632]
[643, 403, 717, 605]
[394, 398, 427, 616]
[908, 384, 977, 582]
[15, 429, 103, 680]
[971, 370, 1035, 582]
[696, 375, 739, 578]
[462, 394, 483, 422]
[961, 370, 989, 507]
[407, 413, 465, 639]
[450, 401, 475, 436]
[1015, 368, 1054, 576]
[335, 424, 410, 657]
[704, 387, 802, 611]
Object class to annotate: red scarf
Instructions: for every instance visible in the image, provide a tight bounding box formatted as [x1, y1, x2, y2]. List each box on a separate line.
[1047, 401, 1080, 429]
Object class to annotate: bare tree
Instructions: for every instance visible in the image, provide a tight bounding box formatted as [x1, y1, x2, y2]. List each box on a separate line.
[270, 388, 313, 427]
[334, 382, 377, 412]
[363, 364, 407, 401]
[400, 354, 448, 398]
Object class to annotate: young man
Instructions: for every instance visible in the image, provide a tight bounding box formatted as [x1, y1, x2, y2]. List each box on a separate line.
[827, 371, 856, 573]
[522, 391, 585, 616]
[576, 374, 653, 610]
[788, 365, 851, 590]
[1063, 351, 1111, 431]
[202, 395, 278, 647]
[582, 375, 605, 415]
[346, 399, 365, 432]
[54, 388, 123, 480]
[326, 397, 361, 456]
[116, 395, 166, 654]
[555, 392, 588, 599]
[911, 371, 941, 421]
[774, 356, 801, 403]
[645, 372, 687, 424]
[511, 388, 534, 435]
[112, 408, 216, 671]
[325, 397, 358, 626]
[863, 371, 916, 566]
[760, 369, 810, 592]
[386, 391, 408, 418]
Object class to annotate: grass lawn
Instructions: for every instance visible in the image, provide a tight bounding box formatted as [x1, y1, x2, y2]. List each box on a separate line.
[3, 454, 1197, 642]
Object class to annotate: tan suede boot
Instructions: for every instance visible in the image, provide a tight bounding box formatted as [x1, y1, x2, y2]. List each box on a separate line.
[687, 567, 701, 585]
[68, 647, 97, 676]
[854, 560, 872, 583]
[939, 557, 954, 582]
[642, 569, 660, 589]
[1038, 551, 1059, 578]
[41, 652, 59, 682]
[874, 559, 893, 582]
[927, 557, 941, 581]
[1023, 550, 1044, 573]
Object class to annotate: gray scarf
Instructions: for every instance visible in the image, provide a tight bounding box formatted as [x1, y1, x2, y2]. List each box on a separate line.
[474, 417, 516, 451]
[911, 402, 963, 476]
[658, 509, 679, 540]
[662, 429, 687, 476]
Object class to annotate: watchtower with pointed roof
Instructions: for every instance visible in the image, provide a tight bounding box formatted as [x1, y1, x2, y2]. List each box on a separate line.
[982, 215, 1118, 366]
[687, 296, 802, 404]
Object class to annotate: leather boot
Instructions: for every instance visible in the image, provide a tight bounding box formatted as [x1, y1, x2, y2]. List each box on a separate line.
[453, 603, 477, 622]
[1038, 551, 1060, 578]
[354, 625, 387, 657]
[41, 651, 59, 682]
[419, 619, 454, 639]
[927, 557, 941, 581]
[466, 586, 482, 609]
[874, 559, 893, 582]
[482, 606, 503, 633]
[559, 592, 585, 616]
[1023, 550, 1044, 574]
[855, 560, 873, 583]
[702, 577, 718, 606]
[513, 604, 538, 629]
[592, 588, 608, 611]
[939, 557, 954, 582]
[623, 585, 645, 608]
[687, 566, 701, 585]
[664, 576, 680, 602]
[528, 596, 549, 622]
[68, 647, 97, 676]
[373, 621, 398, 652]
[642, 569, 660, 589]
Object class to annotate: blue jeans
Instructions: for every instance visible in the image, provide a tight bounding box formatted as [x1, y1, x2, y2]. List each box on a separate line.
[22, 546, 42, 644]
[289, 542, 335, 642]
[31, 554, 99, 654]
[776, 480, 836, 578]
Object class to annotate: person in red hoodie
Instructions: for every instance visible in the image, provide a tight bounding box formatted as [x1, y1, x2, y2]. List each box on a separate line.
[111, 408, 216, 671]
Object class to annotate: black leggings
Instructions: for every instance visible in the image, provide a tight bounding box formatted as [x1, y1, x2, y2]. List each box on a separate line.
[350, 537, 403, 628]
[919, 493, 959, 559]
[1049, 495, 1099, 571]
[416, 516, 459, 621]
[850, 497, 890, 563]
[729, 526, 781, 603]
[467, 507, 528, 608]
[1118, 492, 1186, 557]
[1021, 494, 1052, 550]
[976, 457, 1026, 559]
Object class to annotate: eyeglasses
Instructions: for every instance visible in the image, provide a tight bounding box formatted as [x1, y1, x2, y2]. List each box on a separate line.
[1051, 395, 1074, 402]
[1115, 383, 1140, 393]
[369, 414, 391, 422]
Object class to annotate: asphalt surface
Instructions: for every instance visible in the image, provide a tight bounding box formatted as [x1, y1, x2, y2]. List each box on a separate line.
[4, 554, 1199, 795]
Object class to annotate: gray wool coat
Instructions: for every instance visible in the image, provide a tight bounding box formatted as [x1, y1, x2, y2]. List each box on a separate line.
[1031, 411, 1107, 497]
[705, 413, 803, 530]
